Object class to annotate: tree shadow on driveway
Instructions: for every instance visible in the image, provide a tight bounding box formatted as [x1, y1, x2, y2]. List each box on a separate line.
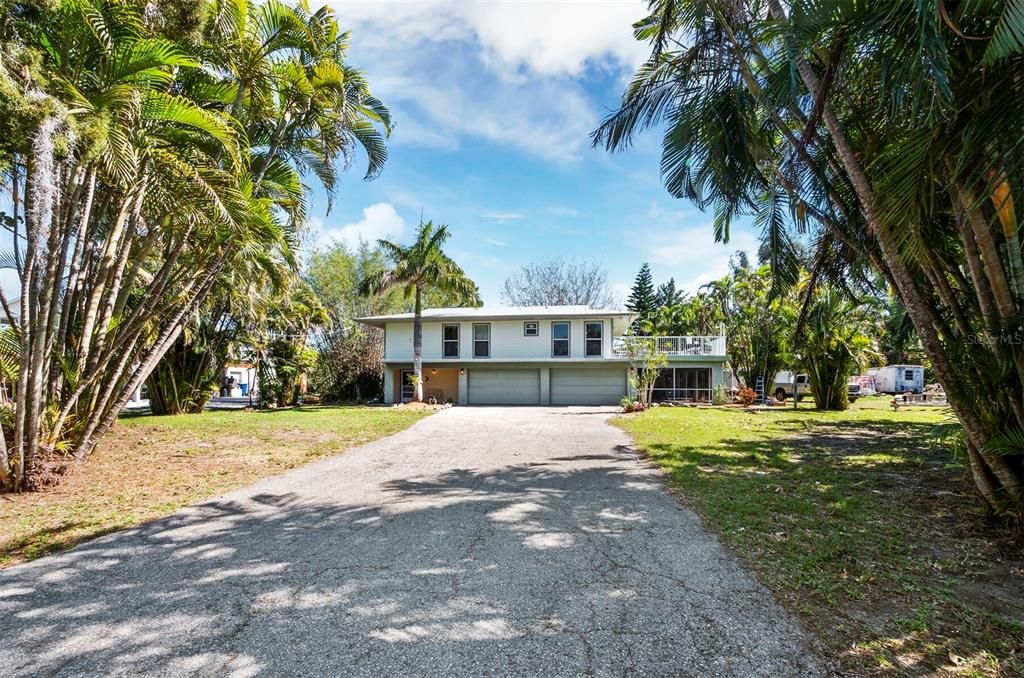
[0, 457, 822, 677]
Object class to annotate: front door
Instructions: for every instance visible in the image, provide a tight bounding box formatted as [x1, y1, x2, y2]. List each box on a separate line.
[400, 370, 415, 402]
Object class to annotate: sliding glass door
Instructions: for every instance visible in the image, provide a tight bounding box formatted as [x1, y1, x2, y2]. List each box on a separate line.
[649, 367, 713, 403]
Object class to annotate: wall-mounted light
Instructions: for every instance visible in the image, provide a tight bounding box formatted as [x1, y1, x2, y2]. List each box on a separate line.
[431, 368, 437, 375]
[459, 368, 465, 375]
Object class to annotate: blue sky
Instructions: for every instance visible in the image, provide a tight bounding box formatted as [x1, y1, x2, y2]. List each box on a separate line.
[311, 0, 760, 306]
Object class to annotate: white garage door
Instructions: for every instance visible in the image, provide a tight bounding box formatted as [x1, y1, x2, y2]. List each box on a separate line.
[550, 368, 627, 405]
[468, 369, 541, 405]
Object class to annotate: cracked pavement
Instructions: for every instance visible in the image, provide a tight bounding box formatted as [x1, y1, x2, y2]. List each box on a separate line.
[0, 407, 823, 676]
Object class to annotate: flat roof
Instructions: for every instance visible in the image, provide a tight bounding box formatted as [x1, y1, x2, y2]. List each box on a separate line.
[356, 305, 632, 327]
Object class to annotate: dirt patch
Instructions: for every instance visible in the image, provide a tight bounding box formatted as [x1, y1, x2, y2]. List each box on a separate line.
[393, 401, 451, 411]
[784, 425, 1024, 675]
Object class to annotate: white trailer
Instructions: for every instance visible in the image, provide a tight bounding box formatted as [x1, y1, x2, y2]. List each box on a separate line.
[867, 365, 924, 394]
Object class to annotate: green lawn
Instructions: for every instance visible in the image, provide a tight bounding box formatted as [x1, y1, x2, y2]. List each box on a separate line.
[0, 406, 430, 566]
[616, 398, 1024, 676]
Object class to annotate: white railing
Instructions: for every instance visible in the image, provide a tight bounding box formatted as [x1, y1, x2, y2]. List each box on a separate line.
[611, 335, 726, 358]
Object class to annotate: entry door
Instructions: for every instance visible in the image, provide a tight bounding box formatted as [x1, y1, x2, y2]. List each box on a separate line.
[400, 370, 415, 402]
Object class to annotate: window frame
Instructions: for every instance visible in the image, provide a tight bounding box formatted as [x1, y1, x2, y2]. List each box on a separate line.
[442, 323, 460, 359]
[551, 321, 570, 358]
[584, 321, 603, 358]
[472, 323, 491, 359]
[523, 321, 539, 337]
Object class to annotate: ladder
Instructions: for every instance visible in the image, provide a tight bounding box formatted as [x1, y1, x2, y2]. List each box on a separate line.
[754, 375, 766, 404]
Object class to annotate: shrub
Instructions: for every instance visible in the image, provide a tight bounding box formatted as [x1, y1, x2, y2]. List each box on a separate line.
[620, 396, 646, 413]
[737, 386, 756, 406]
[712, 383, 728, 405]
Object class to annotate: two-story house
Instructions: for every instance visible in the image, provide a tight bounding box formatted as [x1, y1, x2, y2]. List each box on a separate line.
[356, 305, 727, 406]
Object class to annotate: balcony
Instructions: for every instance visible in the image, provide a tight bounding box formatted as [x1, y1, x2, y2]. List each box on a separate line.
[611, 335, 726, 358]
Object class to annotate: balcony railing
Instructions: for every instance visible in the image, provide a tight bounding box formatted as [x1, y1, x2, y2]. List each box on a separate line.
[611, 335, 726, 358]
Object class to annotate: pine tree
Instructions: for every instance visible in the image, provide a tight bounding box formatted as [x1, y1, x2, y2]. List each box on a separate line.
[657, 277, 683, 308]
[626, 263, 657, 332]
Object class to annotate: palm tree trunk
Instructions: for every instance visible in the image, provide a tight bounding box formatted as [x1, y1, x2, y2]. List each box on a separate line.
[413, 285, 424, 402]
[764, 0, 1023, 516]
[76, 195, 134, 365]
[956, 180, 1016, 320]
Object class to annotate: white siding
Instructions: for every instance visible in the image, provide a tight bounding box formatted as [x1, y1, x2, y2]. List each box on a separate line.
[384, 318, 622, 362]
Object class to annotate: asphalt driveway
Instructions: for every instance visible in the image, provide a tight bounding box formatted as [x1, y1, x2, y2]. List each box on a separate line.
[0, 407, 822, 676]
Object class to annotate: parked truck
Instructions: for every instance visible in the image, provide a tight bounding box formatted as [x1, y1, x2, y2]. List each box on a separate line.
[866, 365, 925, 394]
[772, 371, 812, 401]
[774, 372, 862, 403]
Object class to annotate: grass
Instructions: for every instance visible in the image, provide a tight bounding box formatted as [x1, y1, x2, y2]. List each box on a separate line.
[615, 397, 1024, 676]
[0, 405, 430, 567]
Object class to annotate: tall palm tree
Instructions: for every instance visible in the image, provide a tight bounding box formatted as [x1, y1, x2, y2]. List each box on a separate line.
[359, 221, 481, 402]
[592, 0, 1024, 520]
[0, 0, 392, 488]
[145, 0, 392, 418]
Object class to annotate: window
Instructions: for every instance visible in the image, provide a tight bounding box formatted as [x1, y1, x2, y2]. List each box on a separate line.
[524, 321, 539, 337]
[552, 322, 570, 357]
[442, 324, 460, 358]
[585, 321, 603, 357]
[904, 369, 914, 381]
[650, 368, 712, 403]
[473, 323, 490, 358]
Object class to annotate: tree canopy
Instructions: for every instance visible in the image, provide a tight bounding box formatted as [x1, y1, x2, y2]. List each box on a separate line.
[595, 0, 1024, 520]
[0, 0, 390, 489]
[500, 258, 616, 309]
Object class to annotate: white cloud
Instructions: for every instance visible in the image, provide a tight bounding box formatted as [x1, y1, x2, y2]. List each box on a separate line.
[483, 237, 509, 247]
[369, 68, 599, 163]
[481, 211, 523, 223]
[319, 203, 407, 246]
[337, 1, 649, 79]
[637, 224, 760, 294]
[335, 1, 650, 163]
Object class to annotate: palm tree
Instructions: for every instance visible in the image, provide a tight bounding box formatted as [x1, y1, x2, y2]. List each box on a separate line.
[593, 0, 1024, 520]
[799, 287, 878, 411]
[359, 221, 481, 402]
[0, 0, 391, 488]
[145, 0, 393, 418]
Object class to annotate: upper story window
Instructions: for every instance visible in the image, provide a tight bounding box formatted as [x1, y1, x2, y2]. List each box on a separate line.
[442, 324, 460, 358]
[473, 323, 490, 358]
[585, 321, 603, 357]
[552, 322, 570, 357]
[524, 321, 539, 336]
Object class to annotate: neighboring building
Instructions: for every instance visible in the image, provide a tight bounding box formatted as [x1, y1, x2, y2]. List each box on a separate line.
[356, 306, 728, 405]
[220, 361, 257, 397]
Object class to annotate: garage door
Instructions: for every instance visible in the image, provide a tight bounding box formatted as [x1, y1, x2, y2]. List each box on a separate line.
[468, 369, 541, 405]
[550, 367, 627, 405]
